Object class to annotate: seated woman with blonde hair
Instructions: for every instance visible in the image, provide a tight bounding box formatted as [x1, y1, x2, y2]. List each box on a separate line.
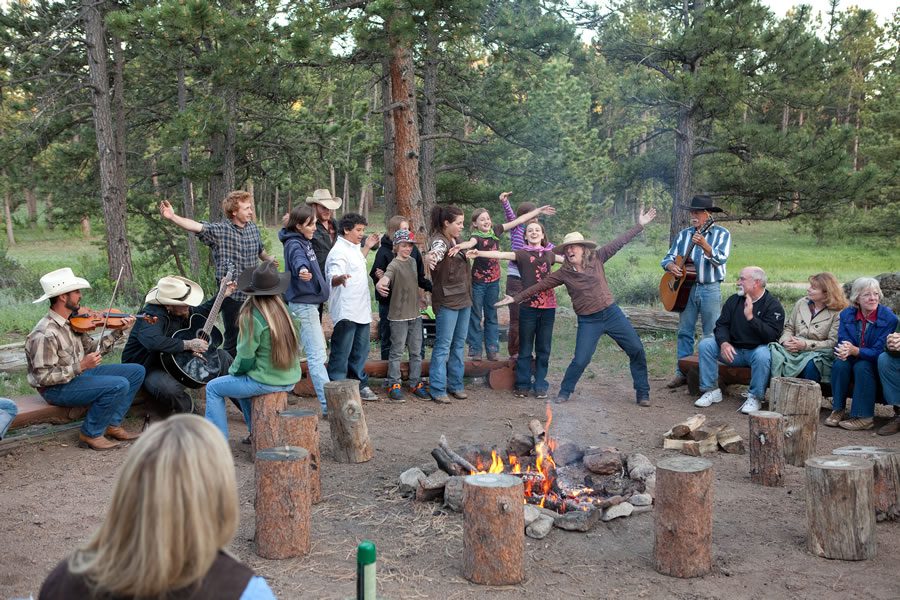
[38, 414, 276, 599]
[769, 272, 847, 383]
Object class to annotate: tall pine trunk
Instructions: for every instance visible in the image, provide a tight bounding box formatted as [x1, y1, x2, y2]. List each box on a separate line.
[381, 58, 397, 218]
[419, 20, 439, 223]
[179, 64, 200, 275]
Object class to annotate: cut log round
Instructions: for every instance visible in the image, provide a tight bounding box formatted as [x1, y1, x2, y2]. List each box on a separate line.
[805, 455, 875, 560]
[832, 446, 900, 522]
[654, 456, 713, 578]
[462, 474, 525, 585]
[324, 380, 373, 463]
[255, 446, 311, 559]
[749, 411, 785, 487]
[280, 408, 322, 504]
[250, 392, 288, 459]
[770, 377, 821, 467]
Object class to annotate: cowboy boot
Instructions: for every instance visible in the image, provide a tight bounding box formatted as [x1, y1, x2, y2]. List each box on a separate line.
[105, 425, 141, 441]
[78, 433, 121, 451]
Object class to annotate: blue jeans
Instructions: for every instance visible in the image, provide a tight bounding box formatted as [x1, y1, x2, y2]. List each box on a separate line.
[327, 319, 370, 390]
[41, 363, 145, 438]
[289, 302, 331, 412]
[431, 306, 471, 397]
[205, 374, 294, 439]
[698, 337, 771, 399]
[516, 306, 555, 394]
[801, 360, 821, 382]
[0, 397, 19, 439]
[831, 357, 878, 418]
[879, 353, 900, 407]
[560, 304, 649, 400]
[467, 280, 499, 357]
[676, 282, 721, 375]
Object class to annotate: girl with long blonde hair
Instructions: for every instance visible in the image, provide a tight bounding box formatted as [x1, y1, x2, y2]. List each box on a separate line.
[204, 261, 301, 440]
[38, 414, 275, 599]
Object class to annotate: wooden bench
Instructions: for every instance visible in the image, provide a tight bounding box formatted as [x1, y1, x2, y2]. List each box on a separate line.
[8, 389, 154, 433]
[677, 355, 832, 397]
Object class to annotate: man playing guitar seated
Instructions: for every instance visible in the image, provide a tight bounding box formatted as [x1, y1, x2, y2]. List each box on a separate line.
[660, 195, 731, 389]
[25, 268, 145, 450]
[122, 276, 235, 415]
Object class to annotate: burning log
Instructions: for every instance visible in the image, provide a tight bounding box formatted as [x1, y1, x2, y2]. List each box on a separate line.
[255, 446, 311, 559]
[279, 408, 321, 504]
[431, 447, 465, 477]
[438, 434, 477, 474]
[324, 381, 373, 463]
[749, 411, 785, 487]
[805, 455, 875, 560]
[462, 474, 525, 585]
[654, 456, 713, 578]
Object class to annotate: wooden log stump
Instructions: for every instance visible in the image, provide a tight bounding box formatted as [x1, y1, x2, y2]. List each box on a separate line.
[749, 411, 785, 487]
[805, 455, 875, 560]
[255, 446, 311, 559]
[462, 474, 525, 585]
[654, 456, 713, 578]
[324, 380, 373, 463]
[250, 392, 288, 459]
[770, 377, 821, 466]
[280, 408, 322, 504]
[833, 446, 900, 522]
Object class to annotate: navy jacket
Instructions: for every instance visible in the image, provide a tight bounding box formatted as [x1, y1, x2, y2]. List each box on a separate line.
[369, 234, 432, 305]
[836, 304, 898, 363]
[714, 290, 785, 349]
[121, 301, 215, 368]
[280, 228, 329, 305]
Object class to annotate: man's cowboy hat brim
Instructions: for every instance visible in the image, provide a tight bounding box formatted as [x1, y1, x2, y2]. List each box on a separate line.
[32, 268, 91, 303]
[236, 267, 291, 296]
[305, 189, 342, 210]
[145, 276, 205, 306]
[680, 196, 724, 212]
[680, 204, 724, 212]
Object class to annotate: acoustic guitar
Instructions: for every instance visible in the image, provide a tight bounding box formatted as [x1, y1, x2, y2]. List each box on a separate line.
[658, 219, 715, 312]
[161, 267, 234, 388]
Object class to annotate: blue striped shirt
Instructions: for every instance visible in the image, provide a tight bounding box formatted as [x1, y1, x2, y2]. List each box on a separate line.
[660, 224, 731, 284]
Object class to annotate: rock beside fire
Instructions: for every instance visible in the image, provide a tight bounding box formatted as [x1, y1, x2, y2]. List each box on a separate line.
[554, 507, 601, 532]
[626, 453, 655, 481]
[583, 448, 623, 475]
[399, 467, 426, 496]
[629, 493, 653, 507]
[526, 515, 554, 539]
[443, 476, 464, 511]
[552, 440, 585, 466]
[523, 504, 541, 527]
[506, 433, 535, 457]
[602, 502, 634, 521]
[416, 470, 450, 501]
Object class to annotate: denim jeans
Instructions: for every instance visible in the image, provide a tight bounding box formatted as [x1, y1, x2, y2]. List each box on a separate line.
[831, 357, 879, 418]
[506, 276, 522, 357]
[219, 293, 242, 358]
[698, 337, 771, 399]
[675, 282, 721, 375]
[431, 306, 471, 397]
[560, 304, 649, 400]
[289, 302, 331, 412]
[467, 280, 500, 357]
[801, 360, 821, 382]
[327, 319, 370, 390]
[879, 353, 900, 407]
[205, 374, 294, 439]
[516, 306, 555, 394]
[388, 318, 423, 386]
[377, 302, 391, 359]
[0, 397, 19, 439]
[41, 363, 146, 438]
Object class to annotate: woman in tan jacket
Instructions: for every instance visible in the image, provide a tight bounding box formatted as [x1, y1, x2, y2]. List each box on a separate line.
[769, 272, 847, 382]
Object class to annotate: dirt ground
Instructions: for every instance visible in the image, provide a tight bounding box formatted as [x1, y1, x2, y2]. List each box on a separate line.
[2, 373, 899, 600]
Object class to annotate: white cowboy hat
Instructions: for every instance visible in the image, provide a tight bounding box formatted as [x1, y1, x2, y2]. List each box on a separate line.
[32, 268, 91, 303]
[145, 276, 204, 306]
[304, 188, 342, 210]
[554, 231, 598, 254]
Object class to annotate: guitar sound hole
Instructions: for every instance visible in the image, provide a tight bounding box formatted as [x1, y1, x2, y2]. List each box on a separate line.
[184, 354, 220, 382]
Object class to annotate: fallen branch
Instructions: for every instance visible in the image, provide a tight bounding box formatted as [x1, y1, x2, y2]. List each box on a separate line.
[439, 434, 478, 474]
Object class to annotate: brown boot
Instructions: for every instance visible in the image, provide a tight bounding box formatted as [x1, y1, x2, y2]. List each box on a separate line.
[105, 425, 141, 441]
[666, 374, 687, 389]
[78, 433, 121, 451]
[877, 416, 900, 436]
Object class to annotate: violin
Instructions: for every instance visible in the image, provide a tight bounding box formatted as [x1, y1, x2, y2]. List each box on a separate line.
[69, 308, 158, 334]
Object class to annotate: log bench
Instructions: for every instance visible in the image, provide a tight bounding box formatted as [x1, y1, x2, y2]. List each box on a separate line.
[8, 389, 154, 434]
[677, 355, 832, 398]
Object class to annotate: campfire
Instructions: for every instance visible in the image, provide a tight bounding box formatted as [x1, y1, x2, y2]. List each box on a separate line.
[400, 406, 657, 537]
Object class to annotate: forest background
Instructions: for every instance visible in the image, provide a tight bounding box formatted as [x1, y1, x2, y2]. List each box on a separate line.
[0, 0, 897, 356]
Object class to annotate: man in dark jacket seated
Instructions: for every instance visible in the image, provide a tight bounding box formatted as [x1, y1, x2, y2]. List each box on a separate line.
[694, 266, 785, 414]
[122, 276, 234, 414]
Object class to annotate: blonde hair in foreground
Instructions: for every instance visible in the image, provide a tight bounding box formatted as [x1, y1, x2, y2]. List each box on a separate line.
[239, 294, 299, 369]
[69, 415, 239, 597]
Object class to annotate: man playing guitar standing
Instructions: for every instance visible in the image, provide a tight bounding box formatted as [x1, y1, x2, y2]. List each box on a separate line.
[660, 195, 731, 389]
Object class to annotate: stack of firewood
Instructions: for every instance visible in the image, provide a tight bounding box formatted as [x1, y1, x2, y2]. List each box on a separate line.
[662, 414, 744, 456]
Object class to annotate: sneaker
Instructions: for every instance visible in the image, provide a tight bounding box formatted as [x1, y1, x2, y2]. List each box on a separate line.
[694, 388, 722, 408]
[535, 390, 549, 400]
[359, 386, 378, 402]
[877, 416, 900, 436]
[637, 396, 651, 407]
[824, 410, 845, 427]
[666, 374, 687, 389]
[410, 382, 431, 399]
[739, 393, 762, 414]
[431, 395, 452, 404]
[839, 417, 874, 431]
[513, 388, 529, 398]
[449, 389, 468, 400]
[388, 384, 406, 403]
[554, 393, 570, 404]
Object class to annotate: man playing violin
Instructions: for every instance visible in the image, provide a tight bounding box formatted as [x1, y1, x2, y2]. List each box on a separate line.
[660, 195, 732, 389]
[122, 276, 236, 415]
[24, 268, 145, 450]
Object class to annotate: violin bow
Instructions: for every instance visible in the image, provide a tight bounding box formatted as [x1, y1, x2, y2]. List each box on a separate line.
[97, 266, 125, 345]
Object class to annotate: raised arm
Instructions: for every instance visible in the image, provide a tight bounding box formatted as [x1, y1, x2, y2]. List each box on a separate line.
[500, 205, 556, 232]
[448, 237, 478, 257]
[159, 200, 203, 233]
[466, 249, 516, 261]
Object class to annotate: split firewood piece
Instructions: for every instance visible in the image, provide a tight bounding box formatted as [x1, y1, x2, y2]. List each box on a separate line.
[663, 433, 717, 456]
[431, 447, 465, 477]
[689, 421, 727, 441]
[439, 434, 478, 474]
[664, 414, 707, 440]
[716, 425, 745, 454]
[528, 418, 545, 448]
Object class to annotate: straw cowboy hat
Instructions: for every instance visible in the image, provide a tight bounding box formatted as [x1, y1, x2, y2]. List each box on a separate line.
[680, 194, 723, 213]
[305, 188, 342, 211]
[554, 232, 598, 255]
[236, 261, 290, 296]
[145, 276, 204, 307]
[32, 268, 91, 303]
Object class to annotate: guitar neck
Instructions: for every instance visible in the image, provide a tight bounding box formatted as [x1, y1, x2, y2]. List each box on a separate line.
[202, 271, 234, 337]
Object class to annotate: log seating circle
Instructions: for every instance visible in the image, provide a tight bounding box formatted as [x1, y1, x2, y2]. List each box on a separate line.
[255, 446, 311, 560]
[654, 456, 713, 578]
[461, 473, 525, 585]
[832, 446, 900, 522]
[748, 410, 785, 487]
[280, 408, 322, 504]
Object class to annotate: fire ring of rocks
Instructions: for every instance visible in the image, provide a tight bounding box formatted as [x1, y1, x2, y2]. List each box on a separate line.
[398, 411, 656, 539]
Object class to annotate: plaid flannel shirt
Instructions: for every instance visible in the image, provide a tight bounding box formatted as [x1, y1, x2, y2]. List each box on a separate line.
[196, 220, 264, 302]
[25, 311, 123, 388]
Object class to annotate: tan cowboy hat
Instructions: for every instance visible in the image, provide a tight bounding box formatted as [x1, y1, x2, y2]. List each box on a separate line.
[32, 268, 91, 303]
[145, 276, 204, 306]
[554, 232, 598, 254]
[305, 188, 342, 210]
[236, 261, 290, 296]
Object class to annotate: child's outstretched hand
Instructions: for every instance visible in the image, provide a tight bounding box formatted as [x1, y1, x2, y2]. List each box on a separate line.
[638, 205, 657, 226]
[465, 249, 479, 259]
[375, 277, 391, 297]
[499, 191, 512, 203]
[538, 205, 556, 216]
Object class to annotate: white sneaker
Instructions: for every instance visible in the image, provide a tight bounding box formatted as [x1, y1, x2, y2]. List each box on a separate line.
[694, 389, 723, 408]
[359, 386, 378, 401]
[739, 393, 762, 414]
